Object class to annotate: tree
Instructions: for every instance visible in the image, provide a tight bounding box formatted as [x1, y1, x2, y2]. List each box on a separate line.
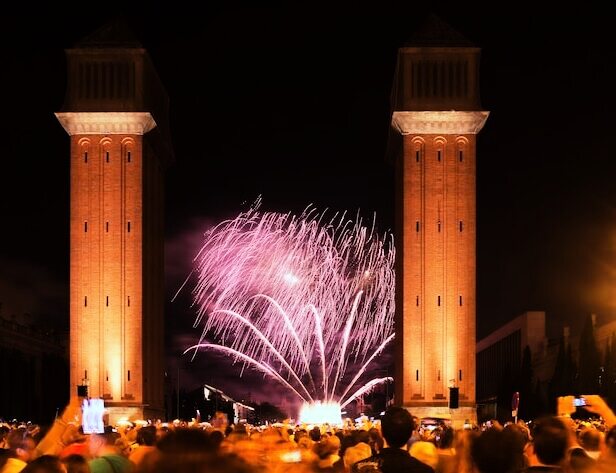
[549, 335, 576, 413]
[497, 362, 515, 422]
[605, 332, 616, 408]
[568, 344, 578, 392]
[577, 314, 601, 394]
[533, 379, 548, 418]
[252, 402, 287, 424]
[550, 336, 570, 397]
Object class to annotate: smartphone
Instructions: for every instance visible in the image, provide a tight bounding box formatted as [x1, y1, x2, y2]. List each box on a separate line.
[82, 398, 105, 434]
[573, 396, 587, 407]
[280, 450, 302, 463]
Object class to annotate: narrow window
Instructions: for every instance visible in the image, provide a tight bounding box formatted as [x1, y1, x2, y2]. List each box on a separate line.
[459, 150, 463, 162]
[459, 369, 463, 381]
[416, 221, 420, 232]
[437, 150, 441, 162]
[127, 370, 131, 381]
[84, 296, 87, 307]
[127, 151, 131, 163]
[127, 296, 130, 307]
[437, 295, 441, 306]
[416, 370, 419, 381]
[437, 220, 441, 232]
[127, 221, 131, 232]
[459, 221, 463, 232]
[459, 295, 463, 306]
[438, 370, 441, 381]
[416, 296, 419, 306]
[106, 151, 109, 163]
[84, 152, 88, 163]
[415, 150, 420, 162]
[106, 221, 109, 232]
[84, 221, 88, 232]
[106, 296, 109, 307]
[85, 370, 88, 380]
[106, 371, 109, 382]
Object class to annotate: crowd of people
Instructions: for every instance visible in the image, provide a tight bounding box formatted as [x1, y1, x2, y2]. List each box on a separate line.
[1, 394, 616, 473]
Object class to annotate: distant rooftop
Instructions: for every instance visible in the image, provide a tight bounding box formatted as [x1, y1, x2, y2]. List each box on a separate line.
[73, 16, 143, 49]
[405, 13, 476, 47]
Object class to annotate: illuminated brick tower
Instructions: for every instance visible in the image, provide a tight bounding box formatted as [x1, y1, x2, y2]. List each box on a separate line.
[389, 15, 488, 424]
[55, 21, 173, 422]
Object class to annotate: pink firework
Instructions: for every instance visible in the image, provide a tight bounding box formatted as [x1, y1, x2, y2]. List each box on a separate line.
[184, 199, 395, 409]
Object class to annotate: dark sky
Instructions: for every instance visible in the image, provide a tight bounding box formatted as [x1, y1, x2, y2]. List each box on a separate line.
[2, 4, 616, 402]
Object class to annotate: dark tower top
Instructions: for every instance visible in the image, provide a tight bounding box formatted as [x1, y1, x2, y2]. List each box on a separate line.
[59, 17, 174, 165]
[390, 14, 482, 112]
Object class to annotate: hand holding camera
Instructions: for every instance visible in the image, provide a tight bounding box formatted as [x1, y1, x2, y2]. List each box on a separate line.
[578, 394, 616, 427]
[573, 396, 587, 407]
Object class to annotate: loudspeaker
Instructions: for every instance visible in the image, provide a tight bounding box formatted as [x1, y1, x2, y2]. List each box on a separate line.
[449, 387, 459, 409]
[77, 385, 88, 397]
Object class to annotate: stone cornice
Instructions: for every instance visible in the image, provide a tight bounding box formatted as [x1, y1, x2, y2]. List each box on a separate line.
[55, 112, 157, 135]
[392, 111, 489, 135]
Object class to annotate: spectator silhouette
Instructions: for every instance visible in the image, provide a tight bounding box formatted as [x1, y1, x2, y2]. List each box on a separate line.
[351, 407, 433, 473]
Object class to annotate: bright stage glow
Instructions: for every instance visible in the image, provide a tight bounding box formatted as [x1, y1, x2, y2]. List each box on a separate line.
[299, 401, 343, 426]
[183, 198, 395, 412]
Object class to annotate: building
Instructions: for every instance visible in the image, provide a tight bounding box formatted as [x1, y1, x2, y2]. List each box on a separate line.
[0, 312, 68, 423]
[476, 311, 616, 421]
[55, 20, 173, 422]
[476, 311, 555, 420]
[389, 15, 488, 425]
[202, 384, 254, 424]
[476, 311, 548, 400]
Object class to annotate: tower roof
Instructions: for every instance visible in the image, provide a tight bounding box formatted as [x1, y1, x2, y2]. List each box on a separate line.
[61, 16, 174, 166]
[404, 13, 475, 47]
[73, 17, 143, 49]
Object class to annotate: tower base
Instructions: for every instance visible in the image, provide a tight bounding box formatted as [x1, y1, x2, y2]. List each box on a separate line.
[403, 405, 477, 430]
[104, 403, 166, 426]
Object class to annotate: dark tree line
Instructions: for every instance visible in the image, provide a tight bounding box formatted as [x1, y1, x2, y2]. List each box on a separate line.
[496, 345, 547, 421]
[495, 314, 616, 422]
[549, 314, 616, 409]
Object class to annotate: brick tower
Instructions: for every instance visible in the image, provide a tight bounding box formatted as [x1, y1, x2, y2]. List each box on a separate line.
[389, 15, 488, 425]
[55, 20, 173, 422]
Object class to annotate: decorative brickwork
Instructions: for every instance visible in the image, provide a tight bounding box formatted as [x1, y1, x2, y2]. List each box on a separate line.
[390, 20, 488, 426]
[56, 23, 171, 422]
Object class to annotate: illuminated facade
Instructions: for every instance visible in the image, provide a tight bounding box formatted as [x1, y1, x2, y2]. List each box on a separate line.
[389, 16, 488, 424]
[55, 22, 173, 421]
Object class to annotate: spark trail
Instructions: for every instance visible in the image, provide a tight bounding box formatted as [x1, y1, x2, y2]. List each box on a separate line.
[186, 199, 395, 423]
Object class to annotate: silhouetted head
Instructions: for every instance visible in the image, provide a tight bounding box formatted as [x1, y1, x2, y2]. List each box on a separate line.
[471, 428, 525, 473]
[381, 407, 415, 448]
[530, 416, 569, 466]
[21, 454, 66, 473]
[61, 454, 90, 473]
[309, 426, 321, 442]
[137, 425, 157, 446]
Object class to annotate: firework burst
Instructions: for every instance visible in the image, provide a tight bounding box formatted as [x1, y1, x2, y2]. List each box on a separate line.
[183, 199, 395, 422]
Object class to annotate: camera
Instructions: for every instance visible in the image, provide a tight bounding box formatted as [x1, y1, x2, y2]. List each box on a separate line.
[573, 396, 587, 407]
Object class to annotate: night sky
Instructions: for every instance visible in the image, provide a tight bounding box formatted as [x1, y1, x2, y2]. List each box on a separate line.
[1, 4, 616, 402]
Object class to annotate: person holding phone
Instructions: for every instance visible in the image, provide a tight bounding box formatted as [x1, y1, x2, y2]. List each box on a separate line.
[578, 395, 616, 428]
[34, 396, 82, 458]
